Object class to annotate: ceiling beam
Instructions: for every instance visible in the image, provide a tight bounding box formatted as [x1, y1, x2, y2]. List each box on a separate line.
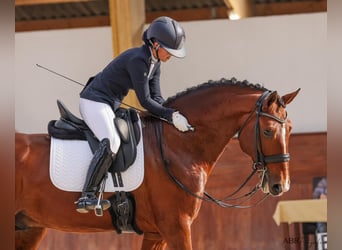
[15, 0, 93, 6]
[225, 0, 326, 18]
[146, 6, 229, 23]
[15, 7, 229, 32]
[252, 1, 327, 16]
[15, 16, 109, 32]
[15, 1, 326, 32]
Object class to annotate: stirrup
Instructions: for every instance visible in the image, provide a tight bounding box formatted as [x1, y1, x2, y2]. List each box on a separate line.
[94, 175, 110, 216]
[75, 197, 111, 214]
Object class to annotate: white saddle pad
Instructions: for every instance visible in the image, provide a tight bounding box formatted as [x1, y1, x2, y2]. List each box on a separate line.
[49, 123, 144, 192]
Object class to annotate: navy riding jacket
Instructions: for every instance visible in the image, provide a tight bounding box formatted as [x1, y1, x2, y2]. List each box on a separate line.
[80, 44, 174, 122]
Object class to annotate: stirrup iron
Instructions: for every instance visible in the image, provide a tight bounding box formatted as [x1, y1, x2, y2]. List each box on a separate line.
[94, 174, 108, 216]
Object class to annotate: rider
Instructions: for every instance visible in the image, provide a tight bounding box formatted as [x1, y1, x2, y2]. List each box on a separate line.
[75, 16, 193, 213]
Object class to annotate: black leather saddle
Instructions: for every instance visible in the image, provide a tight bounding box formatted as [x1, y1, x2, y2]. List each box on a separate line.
[48, 100, 141, 177]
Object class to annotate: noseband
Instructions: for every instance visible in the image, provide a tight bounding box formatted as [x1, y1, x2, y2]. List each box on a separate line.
[156, 90, 290, 208]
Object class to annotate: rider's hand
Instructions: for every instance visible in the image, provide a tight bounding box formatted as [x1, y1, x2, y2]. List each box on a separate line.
[172, 111, 193, 132]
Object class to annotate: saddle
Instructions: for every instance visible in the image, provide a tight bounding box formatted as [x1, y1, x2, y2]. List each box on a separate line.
[48, 100, 143, 233]
[48, 100, 141, 175]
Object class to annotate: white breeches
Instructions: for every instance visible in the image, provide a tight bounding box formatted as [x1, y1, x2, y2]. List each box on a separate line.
[79, 98, 121, 154]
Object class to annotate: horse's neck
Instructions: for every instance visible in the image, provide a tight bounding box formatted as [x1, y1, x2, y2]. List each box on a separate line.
[172, 87, 261, 167]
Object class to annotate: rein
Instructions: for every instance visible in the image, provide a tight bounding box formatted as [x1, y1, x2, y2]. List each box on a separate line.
[155, 121, 267, 208]
[155, 91, 289, 208]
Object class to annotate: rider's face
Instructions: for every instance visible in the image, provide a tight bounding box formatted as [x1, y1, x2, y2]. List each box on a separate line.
[158, 47, 172, 62]
[152, 42, 172, 62]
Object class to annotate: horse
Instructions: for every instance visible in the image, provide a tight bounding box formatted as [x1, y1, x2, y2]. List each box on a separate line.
[15, 78, 300, 250]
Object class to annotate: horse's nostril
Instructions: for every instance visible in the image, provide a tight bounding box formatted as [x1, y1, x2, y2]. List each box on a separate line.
[272, 184, 282, 195]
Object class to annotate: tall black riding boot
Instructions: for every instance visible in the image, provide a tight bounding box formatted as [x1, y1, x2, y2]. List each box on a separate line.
[75, 138, 116, 213]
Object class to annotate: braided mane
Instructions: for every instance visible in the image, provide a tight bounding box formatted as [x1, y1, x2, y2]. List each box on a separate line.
[164, 77, 269, 105]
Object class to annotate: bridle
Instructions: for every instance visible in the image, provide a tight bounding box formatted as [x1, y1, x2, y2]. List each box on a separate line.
[155, 90, 290, 208]
[237, 90, 290, 170]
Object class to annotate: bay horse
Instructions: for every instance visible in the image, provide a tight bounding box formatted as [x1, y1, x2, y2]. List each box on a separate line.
[15, 78, 300, 250]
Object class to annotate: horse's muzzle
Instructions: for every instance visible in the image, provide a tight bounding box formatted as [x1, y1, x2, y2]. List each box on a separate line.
[261, 175, 290, 196]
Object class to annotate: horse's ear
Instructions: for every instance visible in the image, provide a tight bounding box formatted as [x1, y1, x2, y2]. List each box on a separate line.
[265, 91, 278, 107]
[281, 88, 301, 105]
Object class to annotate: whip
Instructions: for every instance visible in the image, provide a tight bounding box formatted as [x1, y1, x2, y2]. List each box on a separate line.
[36, 64, 194, 131]
[36, 64, 147, 113]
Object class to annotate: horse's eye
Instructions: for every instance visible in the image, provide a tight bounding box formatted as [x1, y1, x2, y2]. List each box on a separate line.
[263, 129, 274, 137]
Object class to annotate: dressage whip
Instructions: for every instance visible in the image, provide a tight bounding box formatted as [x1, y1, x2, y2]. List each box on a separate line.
[36, 63, 195, 131]
[36, 64, 145, 113]
[36, 64, 85, 87]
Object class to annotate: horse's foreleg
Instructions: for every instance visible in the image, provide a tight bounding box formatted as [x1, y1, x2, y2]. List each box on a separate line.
[15, 227, 47, 250]
[157, 220, 193, 250]
[141, 232, 167, 250]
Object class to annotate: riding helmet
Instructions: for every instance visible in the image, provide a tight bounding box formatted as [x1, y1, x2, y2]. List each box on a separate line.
[146, 16, 186, 58]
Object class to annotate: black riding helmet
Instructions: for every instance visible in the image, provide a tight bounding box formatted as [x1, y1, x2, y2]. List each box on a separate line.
[146, 16, 186, 58]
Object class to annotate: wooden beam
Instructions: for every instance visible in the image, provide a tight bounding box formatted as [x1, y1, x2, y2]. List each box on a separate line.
[108, 0, 132, 56]
[108, 0, 145, 109]
[225, 0, 253, 19]
[15, 16, 109, 32]
[146, 6, 228, 23]
[15, 0, 92, 6]
[129, 0, 146, 47]
[252, 0, 327, 16]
